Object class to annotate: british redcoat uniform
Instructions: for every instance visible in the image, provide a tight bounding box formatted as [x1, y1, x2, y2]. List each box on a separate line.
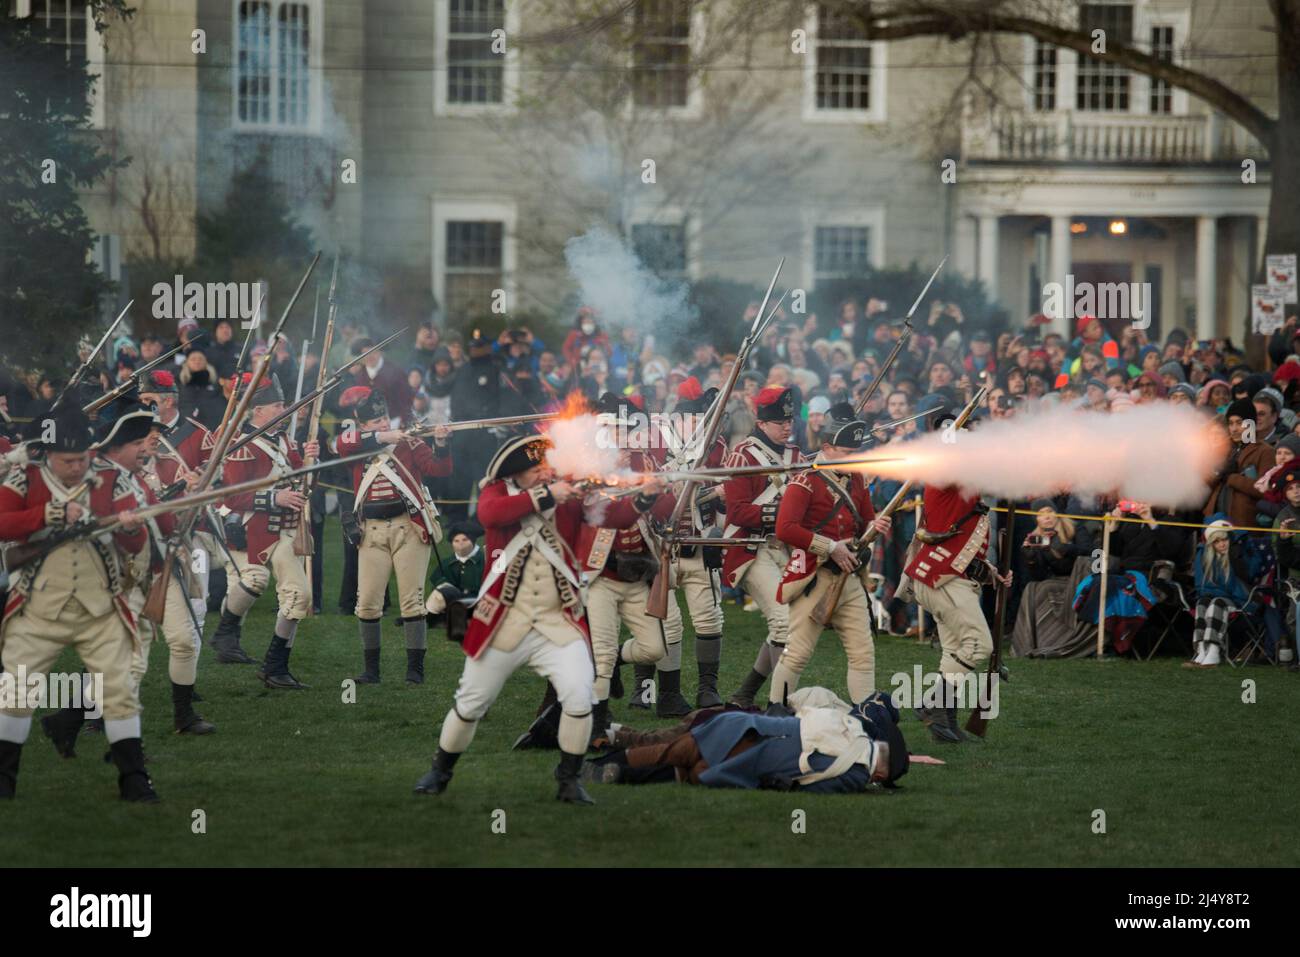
[769, 409, 880, 706]
[722, 386, 803, 707]
[209, 373, 313, 688]
[658, 377, 729, 709]
[333, 385, 452, 685]
[0, 408, 158, 802]
[415, 433, 661, 804]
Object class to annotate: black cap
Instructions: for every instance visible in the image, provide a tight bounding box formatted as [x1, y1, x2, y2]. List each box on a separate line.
[27, 407, 96, 453]
[850, 692, 909, 787]
[817, 401, 867, 449]
[1225, 398, 1256, 423]
[755, 386, 796, 422]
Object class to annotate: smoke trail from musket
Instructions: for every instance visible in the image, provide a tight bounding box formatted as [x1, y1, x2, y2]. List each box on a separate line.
[841, 404, 1228, 508]
[544, 412, 622, 480]
[563, 226, 696, 336]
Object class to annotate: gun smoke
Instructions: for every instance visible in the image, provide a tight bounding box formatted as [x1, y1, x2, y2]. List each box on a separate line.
[852, 404, 1228, 508]
[563, 226, 696, 339]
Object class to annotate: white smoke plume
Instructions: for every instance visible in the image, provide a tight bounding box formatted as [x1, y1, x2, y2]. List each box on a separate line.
[846, 404, 1228, 508]
[563, 226, 696, 337]
[544, 412, 622, 480]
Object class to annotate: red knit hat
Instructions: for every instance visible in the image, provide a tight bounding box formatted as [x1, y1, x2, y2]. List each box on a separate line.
[1076, 314, 1101, 337]
[677, 376, 703, 402]
[1274, 362, 1300, 385]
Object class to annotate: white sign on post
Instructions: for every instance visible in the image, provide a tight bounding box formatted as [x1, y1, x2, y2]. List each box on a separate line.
[1252, 284, 1286, 334]
[1266, 254, 1298, 305]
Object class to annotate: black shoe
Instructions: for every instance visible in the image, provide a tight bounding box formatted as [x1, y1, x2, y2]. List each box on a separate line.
[655, 669, 691, 718]
[40, 708, 85, 758]
[414, 749, 459, 795]
[211, 610, 257, 664]
[405, 649, 426, 686]
[555, 752, 595, 805]
[915, 705, 965, 744]
[355, 648, 381, 685]
[0, 741, 21, 799]
[109, 738, 160, 803]
[258, 636, 310, 689]
[728, 669, 767, 709]
[628, 664, 655, 709]
[764, 701, 795, 718]
[513, 701, 561, 751]
[695, 659, 723, 709]
[262, 672, 310, 690]
[171, 683, 215, 735]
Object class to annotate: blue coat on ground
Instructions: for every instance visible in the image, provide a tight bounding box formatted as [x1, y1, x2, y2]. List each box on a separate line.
[690, 713, 873, 793]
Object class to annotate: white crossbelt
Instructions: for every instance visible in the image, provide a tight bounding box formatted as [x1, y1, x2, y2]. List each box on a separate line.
[474, 487, 583, 605]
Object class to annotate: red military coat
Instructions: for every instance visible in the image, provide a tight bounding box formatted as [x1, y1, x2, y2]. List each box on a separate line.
[153, 413, 209, 486]
[721, 432, 803, 586]
[904, 484, 990, 588]
[334, 429, 452, 543]
[213, 430, 304, 564]
[575, 450, 675, 581]
[0, 459, 147, 624]
[775, 465, 876, 602]
[465, 479, 651, 659]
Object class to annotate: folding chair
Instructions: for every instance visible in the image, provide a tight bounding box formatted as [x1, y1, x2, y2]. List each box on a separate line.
[1139, 561, 1194, 661]
[1225, 583, 1277, 668]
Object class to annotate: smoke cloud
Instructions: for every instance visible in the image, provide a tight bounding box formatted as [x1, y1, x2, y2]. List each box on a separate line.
[563, 226, 697, 340]
[848, 404, 1228, 508]
[544, 412, 622, 480]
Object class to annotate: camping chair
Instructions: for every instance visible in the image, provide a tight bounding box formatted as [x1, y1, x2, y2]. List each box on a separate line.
[1138, 560, 1194, 661]
[1224, 583, 1277, 668]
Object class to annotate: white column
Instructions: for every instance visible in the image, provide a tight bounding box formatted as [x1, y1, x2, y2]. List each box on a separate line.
[1196, 215, 1218, 340]
[977, 214, 999, 304]
[1257, 215, 1269, 264]
[1049, 214, 1072, 338]
[954, 214, 978, 280]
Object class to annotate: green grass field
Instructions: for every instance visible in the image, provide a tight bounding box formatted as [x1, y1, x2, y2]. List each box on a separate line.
[6, 518, 1298, 867]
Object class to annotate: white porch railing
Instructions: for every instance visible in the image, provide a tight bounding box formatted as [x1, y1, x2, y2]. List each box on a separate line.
[961, 105, 1263, 163]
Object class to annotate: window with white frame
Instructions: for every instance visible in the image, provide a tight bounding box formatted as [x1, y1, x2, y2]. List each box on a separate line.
[234, 1, 313, 128]
[1033, 41, 1057, 111]
[448, 0, 506, 105]
[814, 226, 872, 282]
[813, 4, 873, 112]
[631, 0, 691, 109]
[631, 223, 688, 282]
[31, 0, 86, 67]
[1149, 24, 1174, 114]
[444, 221, 504, 323]
[1076, 2, 1132, 111]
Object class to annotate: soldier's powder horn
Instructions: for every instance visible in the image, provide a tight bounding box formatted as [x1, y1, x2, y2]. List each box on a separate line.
[646, 256, 785, 620]
[810, 385, 986, 628]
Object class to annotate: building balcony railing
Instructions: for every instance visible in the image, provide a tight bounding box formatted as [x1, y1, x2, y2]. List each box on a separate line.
[961, 105, 1263, 164]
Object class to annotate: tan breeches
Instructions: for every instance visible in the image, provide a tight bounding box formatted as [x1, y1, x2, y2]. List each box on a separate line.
[356, 517, 430, 619]
[0, 599, 140, 720]
[588, 576, 669, 700]
[770, 567, 875, 704]
[224, 532, 312, 620]
[129, 575, 201, 689]
[914, 577, 992, 680]
[738, 544, 789, 646]
[664, 552, 723, 640]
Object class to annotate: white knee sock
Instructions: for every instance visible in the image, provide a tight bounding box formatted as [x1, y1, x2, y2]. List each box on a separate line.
[438, 709, 477, 753]
[557, 711, 592, 754]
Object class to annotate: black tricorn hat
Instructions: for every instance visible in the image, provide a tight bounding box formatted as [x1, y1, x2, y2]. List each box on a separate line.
[817, 401, 867, 449]
[484, 434, 552, 485]
[851, 692, 910, 787]
[27, 407, 96, 453]
[91, 395, 157, 450]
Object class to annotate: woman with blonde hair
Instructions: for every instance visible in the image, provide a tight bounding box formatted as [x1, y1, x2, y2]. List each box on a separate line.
[1187, 518, 1250, 668]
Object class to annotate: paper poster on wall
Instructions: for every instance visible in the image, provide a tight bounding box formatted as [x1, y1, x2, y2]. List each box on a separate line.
[1266, 253, 1297, 304]
[1252, 284, 1286, 334]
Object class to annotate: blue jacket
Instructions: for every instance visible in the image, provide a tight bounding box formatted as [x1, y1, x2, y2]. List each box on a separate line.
[691, 713, 873, 793]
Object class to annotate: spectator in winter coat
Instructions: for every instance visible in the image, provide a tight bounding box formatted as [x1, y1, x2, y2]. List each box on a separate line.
[1204, 400, 1275, 528]
[1187, 519, 1251, 669]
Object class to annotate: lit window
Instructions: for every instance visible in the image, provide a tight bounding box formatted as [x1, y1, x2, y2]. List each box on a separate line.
[448, 0, 505, 105]
[445, 221, 504, 323]
[631, 0, 691, 109]
[814, 226, 871, 282]
[235, 1, 312, 128]
[1076, 3, 1132, 112]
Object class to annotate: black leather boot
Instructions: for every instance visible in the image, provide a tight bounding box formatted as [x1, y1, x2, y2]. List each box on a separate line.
[588, 699, 611, 748]
[695, 663, 723, 708]
[728, 669, 767, 708]
[554, 751, 594, 805]
[258, 637, 309, 690]
[512, 701, 561, 751]
[413, 748, 459, 795]
[355, 648, 381, 685]
[109, 738, 160, 803]
[40, 707, 85, 758]
[405, 648, 426, 686]
[172, 683, 216, 735]
[0, 741, 20, 799]
[655, 668, 692, 717]
[628, 664, 655, 709]
[210, 609, 257, 664]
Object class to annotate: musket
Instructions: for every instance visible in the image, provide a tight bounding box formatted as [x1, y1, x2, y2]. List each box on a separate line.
[50, 300, 132, 412]
[656, 455, 907, 484]
[289, 283, 319, 438]
[213, 291, 267, 442]
[2, 451, 371, 573]
[293, 255, 340, 558]
[853, 257, 946, 416]
[408, 411, 560, 436]
[228, 330, 404, 457]
[83, 333, 207, 414]
[966, 493, 1013, 738]
[647, 257, 785, 619]
[810, 386, 986, 627]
